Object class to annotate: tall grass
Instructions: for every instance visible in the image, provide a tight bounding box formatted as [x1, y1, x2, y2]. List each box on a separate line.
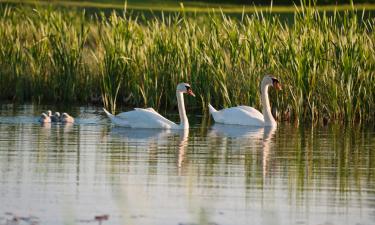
[0, 4, 374, 124]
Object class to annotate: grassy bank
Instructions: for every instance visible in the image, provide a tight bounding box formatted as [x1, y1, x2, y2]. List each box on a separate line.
[0, 4, 374, 125]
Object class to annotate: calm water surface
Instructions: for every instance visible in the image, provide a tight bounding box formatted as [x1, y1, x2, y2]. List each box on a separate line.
[0, 104, 374, 225]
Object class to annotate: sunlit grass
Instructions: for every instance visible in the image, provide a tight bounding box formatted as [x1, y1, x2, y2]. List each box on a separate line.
[0, 3, 374, 125]
[1, 0, 375, 13]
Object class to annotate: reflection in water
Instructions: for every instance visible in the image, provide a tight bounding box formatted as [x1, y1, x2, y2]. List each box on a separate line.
[109, 127, 179, 143]
[262, 127, 276, 179]
[209, 124, 276, 179]
[209, 123, 265, 139]
[40, 122, 51, 129]
[109, 127, 190, 174]
[61, 122, 74, 133]
[177, 129, 189, 172]
[0, 105, 374, 225]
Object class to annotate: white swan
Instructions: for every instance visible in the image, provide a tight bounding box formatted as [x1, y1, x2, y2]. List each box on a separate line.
[103, 83, 195, 129]
[39, 113, 51, 123]
[208, 75, 282, 127]
[51, 112, 61, 122]
[61, 113, 74, 123]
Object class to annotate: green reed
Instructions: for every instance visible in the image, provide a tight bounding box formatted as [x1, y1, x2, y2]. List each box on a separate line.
[0, 4, 374, 124]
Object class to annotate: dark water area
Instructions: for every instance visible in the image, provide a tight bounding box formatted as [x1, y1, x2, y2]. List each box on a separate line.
[0, 104, 374, 225]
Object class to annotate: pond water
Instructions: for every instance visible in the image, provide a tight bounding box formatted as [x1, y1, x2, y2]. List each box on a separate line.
[0, 104, 374, 225]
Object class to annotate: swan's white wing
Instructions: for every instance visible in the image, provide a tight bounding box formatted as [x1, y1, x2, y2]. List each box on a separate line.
[234, 106, 264, 121]
[115, 109, 178, 129]
[134, 108, 176, 127]
[212, 107, 264, 126]
[135, 107, 157, 113]
[116, 107, 157, 117]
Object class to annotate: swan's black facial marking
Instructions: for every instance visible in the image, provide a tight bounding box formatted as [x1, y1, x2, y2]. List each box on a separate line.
[185, 85, 191, 91]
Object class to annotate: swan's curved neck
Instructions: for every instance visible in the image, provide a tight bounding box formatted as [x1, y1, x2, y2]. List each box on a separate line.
[177, 92, 189, 129]
[261, 82, 276, 127]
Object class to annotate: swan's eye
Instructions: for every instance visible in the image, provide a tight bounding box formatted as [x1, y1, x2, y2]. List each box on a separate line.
[185, 86, 191, 91]
[271, 78, 279, 84]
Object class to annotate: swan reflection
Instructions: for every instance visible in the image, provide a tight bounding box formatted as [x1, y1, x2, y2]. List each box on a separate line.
[109, 127, 189, 174]
[209, 124, 276, 178]
[61, 122, 74, 133]
[209, 124, 265, 139]
[109, 127, 179, 144]
[40, 122, 51, 129]
[177, 129, 189, 173]
[262, 126, 276, 179]
[209, 124, 275, 141]
[39, 122, 51, 137]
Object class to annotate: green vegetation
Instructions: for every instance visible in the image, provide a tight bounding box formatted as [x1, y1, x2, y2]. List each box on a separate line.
[0, 3, 374, 124]
[2, 0, 375, 13]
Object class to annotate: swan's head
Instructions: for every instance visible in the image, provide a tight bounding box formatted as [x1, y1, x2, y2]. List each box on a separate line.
[263, 75, 282, 90]
[40, 113, 48, 119]
[46, 110, 52, 117]
[54, 112, 61, 117]
[176, 83, 195, 97]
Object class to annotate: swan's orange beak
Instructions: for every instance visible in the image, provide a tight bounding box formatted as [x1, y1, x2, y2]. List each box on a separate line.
[272, 78, 282, 90]
[187, 89, 196, 97]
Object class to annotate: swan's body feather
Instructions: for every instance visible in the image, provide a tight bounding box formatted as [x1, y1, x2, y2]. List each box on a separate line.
[235, 106, 263, 117]
[137, 107, 157, 113]
[210, 106, 264, 126]
[104, 108, 179, 129]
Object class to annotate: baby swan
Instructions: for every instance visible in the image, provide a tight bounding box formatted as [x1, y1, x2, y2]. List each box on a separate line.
[51, 112, 61, 122]
[61, 113, 74, 123]
[39, 113, 51, 123]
